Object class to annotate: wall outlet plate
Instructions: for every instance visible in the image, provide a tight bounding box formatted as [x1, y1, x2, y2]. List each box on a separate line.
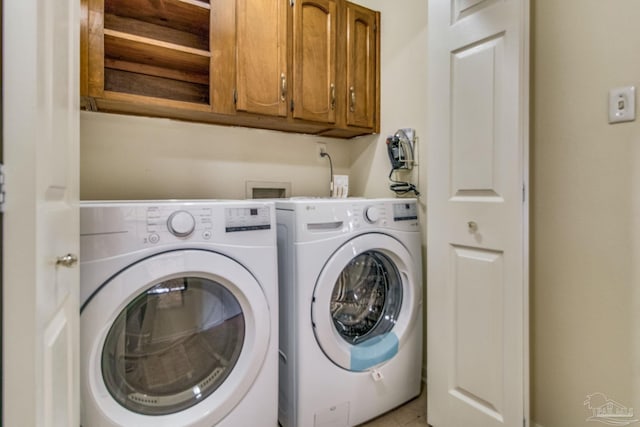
[609, 86, 635, 124]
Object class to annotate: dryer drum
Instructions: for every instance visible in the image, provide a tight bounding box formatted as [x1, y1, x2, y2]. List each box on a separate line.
[329, 251, 403, 345]
[101, 276, 246, 416]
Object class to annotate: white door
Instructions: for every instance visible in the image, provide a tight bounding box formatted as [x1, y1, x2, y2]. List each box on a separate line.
[3, 0, 80, 425]
[426, 0, 529, 426]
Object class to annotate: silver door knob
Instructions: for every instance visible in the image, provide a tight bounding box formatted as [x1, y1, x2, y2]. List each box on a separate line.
[56, 253, 78, 268]
[467, 221, 478, 232]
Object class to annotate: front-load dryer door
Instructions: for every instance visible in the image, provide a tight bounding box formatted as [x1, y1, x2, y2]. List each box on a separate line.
[81, 249, 271, 427]
[311, 233, 421, 372]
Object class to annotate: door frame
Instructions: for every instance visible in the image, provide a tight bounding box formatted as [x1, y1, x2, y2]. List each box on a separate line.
[0, 0, 3, 418]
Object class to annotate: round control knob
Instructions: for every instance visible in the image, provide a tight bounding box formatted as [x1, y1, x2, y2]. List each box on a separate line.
[364, 206, 381, 223]
[167, 210, 196, 237]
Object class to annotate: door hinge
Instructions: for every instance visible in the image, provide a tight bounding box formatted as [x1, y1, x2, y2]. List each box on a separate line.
[233, 89, 238, 105]
[0, 163, 6, 212]
[290, 100, 294, 112]
[290, 0, 294, 7]
[522, 183, 526, 203]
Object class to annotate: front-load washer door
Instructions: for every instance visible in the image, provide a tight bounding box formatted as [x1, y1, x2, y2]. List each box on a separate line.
[81, 249, 271, 427]
[311, 233, 421, 372]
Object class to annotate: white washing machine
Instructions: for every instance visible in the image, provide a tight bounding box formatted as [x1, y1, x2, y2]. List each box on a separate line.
[276, 198, 423, 427]
[80, 200, 278, 427]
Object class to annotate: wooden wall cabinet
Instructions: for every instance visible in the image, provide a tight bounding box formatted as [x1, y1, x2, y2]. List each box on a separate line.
[320, 1, 380, 137]
[81, 0, 380, 138]
[236, 0, 288, 117]
[291, 0, 337, 125]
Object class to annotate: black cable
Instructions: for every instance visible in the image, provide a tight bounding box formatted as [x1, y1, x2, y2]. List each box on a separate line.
[321, 152, 334, 196]
[388, 168, 420, 196]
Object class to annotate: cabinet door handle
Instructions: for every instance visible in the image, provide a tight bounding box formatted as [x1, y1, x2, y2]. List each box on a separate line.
[330, 83, 336, 110]
[280, 73, 287, 102]
[349, 86, 356, 112]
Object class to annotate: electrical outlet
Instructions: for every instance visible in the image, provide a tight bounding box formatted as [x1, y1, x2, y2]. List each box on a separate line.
[317, 142, 327, 158]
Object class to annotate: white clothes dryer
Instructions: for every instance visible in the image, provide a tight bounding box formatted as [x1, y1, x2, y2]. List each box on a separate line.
[276, 198, 423, 427]
[80, 200, 278, 427]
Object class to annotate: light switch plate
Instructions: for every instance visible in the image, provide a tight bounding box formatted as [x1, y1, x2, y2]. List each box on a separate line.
[609, 86, 635, 124]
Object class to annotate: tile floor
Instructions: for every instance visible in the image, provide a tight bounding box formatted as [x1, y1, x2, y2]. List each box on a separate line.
[357, 388, 428, 427]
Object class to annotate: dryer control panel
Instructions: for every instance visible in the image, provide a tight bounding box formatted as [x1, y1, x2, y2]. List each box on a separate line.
[276, 198, 419, 243]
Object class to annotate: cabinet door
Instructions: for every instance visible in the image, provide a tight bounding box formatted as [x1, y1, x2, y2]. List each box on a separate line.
[346, 2, 377, 129]
[236, 0, 288, 117]
[292, 0, 337, 124]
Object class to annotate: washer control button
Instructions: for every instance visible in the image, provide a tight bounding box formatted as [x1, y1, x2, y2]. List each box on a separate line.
[148, 233, 160, 244]
[167, 210, 196, 237]
[202, 230, 212, 240]
[364, 206, 381, 223]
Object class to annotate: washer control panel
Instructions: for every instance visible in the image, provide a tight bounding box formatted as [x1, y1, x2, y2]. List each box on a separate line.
[142, 204, 273, 244]
[353, 201, 418, 230]
[392, 202, 418, 222]
[80, 201, 276, 263]
[225, 206, 271, 232]
[145, 206, 214, 244]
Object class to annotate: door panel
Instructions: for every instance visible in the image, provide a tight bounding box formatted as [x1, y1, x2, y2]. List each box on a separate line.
[451, 246, 504, 420]
[427, 0, 529, 426]
[345, 3, 375, 129]
[452, 35, 504, 197]
[3, 0, 80, 425]
[43, 299, 75, 427]
[236, 0, 288, 117]
[454, 0, 502, 22]
[292, 0, 336, 123]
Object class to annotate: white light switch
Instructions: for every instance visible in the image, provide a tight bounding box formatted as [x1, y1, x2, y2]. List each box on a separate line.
[609, 86, 635, 124]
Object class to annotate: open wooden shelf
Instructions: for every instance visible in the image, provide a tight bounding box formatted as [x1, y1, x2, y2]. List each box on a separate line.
[104, 30, 210, 72]
[104, 69, 209, 104]
[105, 0, 210, 44]
[103, 30, 211, 104]
[104, 13, 209, 51]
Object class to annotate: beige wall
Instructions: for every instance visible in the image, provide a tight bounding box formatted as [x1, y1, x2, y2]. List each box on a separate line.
[532, 1, 640, 426]
[81, 112, 353, 200]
